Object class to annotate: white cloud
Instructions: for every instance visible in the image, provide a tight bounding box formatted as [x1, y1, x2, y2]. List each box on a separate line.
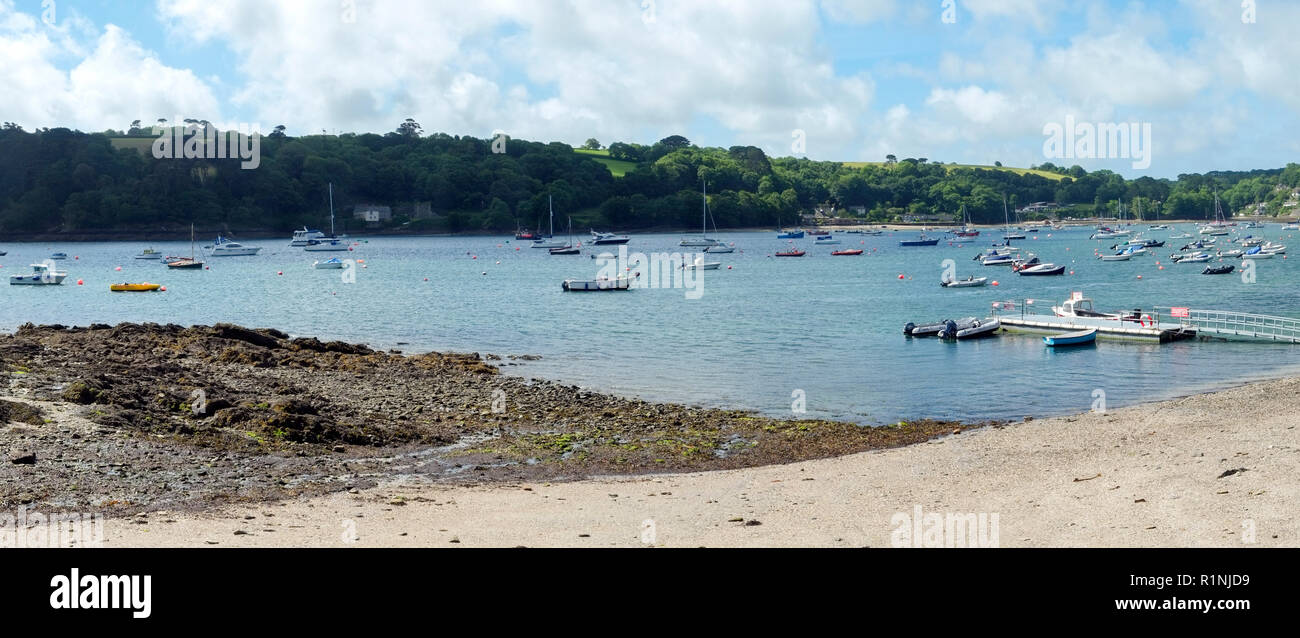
[0, 0, 219, 131]
[147, 0, 876, 160]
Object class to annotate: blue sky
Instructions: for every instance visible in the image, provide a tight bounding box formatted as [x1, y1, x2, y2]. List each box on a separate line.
[2, 0, 1296, 177]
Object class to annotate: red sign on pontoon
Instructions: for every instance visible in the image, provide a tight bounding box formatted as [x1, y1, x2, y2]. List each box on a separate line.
[1170, 307, 1190, 318]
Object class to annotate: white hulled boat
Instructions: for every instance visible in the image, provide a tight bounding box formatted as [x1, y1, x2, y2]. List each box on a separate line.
[10, 263, 67, 285]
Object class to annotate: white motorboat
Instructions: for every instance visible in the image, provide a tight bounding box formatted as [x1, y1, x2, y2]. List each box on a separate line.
[1052, 293, 1139, 321]
[206, 236, 262, 256]
[589, 230, 630, 245]
[290, 227, 326, 246]
[680, 182, 723, 247]
[1174, 252, 1212, 263]
[1283, 223, 1299, 230]
[1098, 252, 1132, 261]
[704, 244, 734, 253]
[134, 248, 163, 260]
[10, 263, 67, 285]
[683, 256, 721, 270]
[1016, 263, 1066, 276]
[313, 258, 346, 269]
[50, 252, 68, 260]
[814, 236, 841, 246]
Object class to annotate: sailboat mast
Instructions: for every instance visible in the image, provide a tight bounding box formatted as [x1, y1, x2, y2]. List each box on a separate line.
[702, 181, 708, 236]
[328, 182, 335, 236]
[549, 195, 554, 236]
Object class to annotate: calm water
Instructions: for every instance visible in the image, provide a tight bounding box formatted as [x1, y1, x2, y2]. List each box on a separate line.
[4, 225, 1300, 424]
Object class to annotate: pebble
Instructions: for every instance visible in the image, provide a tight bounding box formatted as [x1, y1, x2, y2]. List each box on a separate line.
[9, 452, 36, 465]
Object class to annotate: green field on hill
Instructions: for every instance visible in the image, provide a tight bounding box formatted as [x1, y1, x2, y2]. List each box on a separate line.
[574, 148, 638, 177]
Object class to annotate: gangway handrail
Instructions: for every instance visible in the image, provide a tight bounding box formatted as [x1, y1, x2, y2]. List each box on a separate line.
[1153, 306, 1300, 343]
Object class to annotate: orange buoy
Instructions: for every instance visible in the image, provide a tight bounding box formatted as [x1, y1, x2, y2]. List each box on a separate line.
[76, 279, 83, 285]
[991, 281, 999, 286]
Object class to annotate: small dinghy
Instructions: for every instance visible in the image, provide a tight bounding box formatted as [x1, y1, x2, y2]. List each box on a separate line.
[774, 249, 805, 257]
[1202, 264, 1235, 275]
[903, 319, 950, 337]
[1043, 328, 1097, 347]
[940, 276, 988, 288]
[313, 258, 346, 269]
[830, 249, 863, 256]
[1017, 263, 1066, 276]
[562, 276, 633, 291]
[814, 236, 841, 245]
[938, 317, 1000, 340]
[110, 282, 162, 292]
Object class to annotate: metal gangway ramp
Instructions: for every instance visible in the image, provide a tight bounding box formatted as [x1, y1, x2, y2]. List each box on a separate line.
[1160, 307, 1300, 343]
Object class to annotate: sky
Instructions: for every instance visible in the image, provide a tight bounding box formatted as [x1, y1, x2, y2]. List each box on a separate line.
[1, 0, 1296, 178]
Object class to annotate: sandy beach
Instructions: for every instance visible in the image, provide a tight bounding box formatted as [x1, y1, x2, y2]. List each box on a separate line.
[100, 375, 1299, 548]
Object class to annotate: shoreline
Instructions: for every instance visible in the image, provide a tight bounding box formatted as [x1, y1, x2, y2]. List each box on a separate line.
[96, 373, 1299, 547]
[0, 218, 1281, 243]
[0, 322, 993, 516]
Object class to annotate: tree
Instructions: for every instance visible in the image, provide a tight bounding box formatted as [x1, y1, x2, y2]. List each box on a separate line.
[885, 154, 897, 164]
[396, 118, 422, 138]
[270, 125, 287, 138]
[657, 135, 691, 150]
[994, 161, 1002, 167]
[582, 138, 601, 150]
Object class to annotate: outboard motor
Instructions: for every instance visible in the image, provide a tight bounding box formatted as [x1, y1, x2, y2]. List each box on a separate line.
[903, 322, 916, 336]
[939, 319, 958, 340]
